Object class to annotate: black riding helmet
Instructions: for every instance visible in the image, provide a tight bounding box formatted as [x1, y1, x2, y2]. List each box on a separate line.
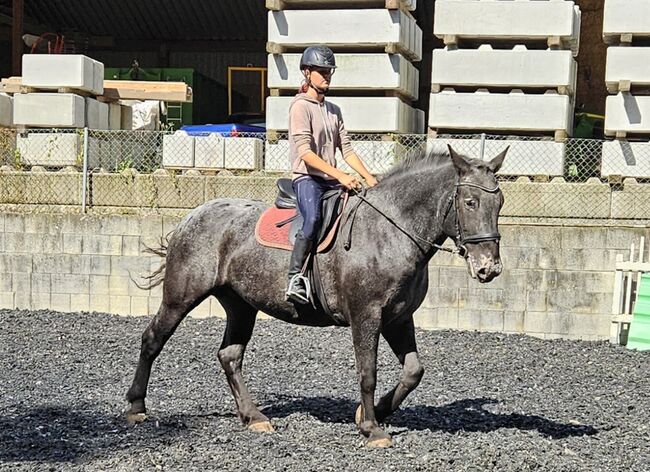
[299, 45, 336, 71]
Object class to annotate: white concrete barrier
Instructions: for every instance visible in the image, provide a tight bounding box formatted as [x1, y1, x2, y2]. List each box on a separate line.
[22, 54, 104, 95]
[268, 9, 422, 61]
[427, 138, 566, 177]
[162, 133, 195, 169]
[267, 96, 424, 133]
[434, 0, 581, 55]
[432, 46, 577, 93]
[194, 134, 225, 169]
[0, 93, 12, 127]
[265, 140, 291, 172]
[605, 47, 650, 92]
[268, 53, 419, 100]
[267, 0, 416, 10]
[603, 0, 650, 43]
[602, 140, 650, 178]
[85, 98, 109, 130]
[225, 138, 263, 170]
[14, 93, 86, 128]
[428, 90, 572, 135]
[605, 93, 650, 137]
[16, 133, 82, 167]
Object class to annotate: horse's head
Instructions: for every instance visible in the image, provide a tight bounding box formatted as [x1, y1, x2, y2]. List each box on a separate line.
[446, 144, 507, 283]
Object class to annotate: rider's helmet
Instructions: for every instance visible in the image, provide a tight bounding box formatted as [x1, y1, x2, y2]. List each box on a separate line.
[299, 45, 336, 71]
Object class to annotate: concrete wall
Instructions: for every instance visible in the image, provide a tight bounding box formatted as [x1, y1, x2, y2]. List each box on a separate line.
[0, 207, 646, 340]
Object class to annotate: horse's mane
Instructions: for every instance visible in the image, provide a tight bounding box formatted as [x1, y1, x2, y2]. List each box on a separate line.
[380, 147, 493, 183]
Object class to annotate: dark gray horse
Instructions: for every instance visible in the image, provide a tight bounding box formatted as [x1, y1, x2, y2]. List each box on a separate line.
[125, 145, 507, 447]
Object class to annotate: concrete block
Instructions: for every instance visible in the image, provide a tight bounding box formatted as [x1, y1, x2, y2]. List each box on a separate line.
[601, 140, 650, 178]
[479, 310, 504, 332]
[432, 47, 577, 93]
[270, 0, 416, 11]
[336, 140, 407, 175]
[109, 295, 131, 315]
[523, 311, 552, 334]
[14, 93, 85, 128]
[603, 0, 650, 42]
[427, 138, 566, 177]
[0, 292, 14, 309]
[51, 273, 89, 294]
[267, 96, 423, 133]
[89, 294, 110, 313]
[413, 308, 438, 329]
[22, 54, 104, 95]
[190, 298, 212, 319]
[225, 138, 263, 170]
[32, 254, 71, 274]
[434, 1, 581, 55]
[268, 9, 422, 61]
[500, 181, 611, 219]
[85, 98, 109, 130]
[194, 134, 225, 169]
[51, 293, 71, 312]
[90, 275, 110, 295]
[0, 93, 13, 127]
[108, 103, 121, 130]
[568, 313, 610, 338]
[264, 140, 291, 172]
[605, 93, 650, 136]
[268, 53, 419, 100]
[0, 273, 12, 292]
[31, 292, 50, 310]
[428, 90, 572, 135]
[82, 234, 122, 255]
[606, 47, 650, 92]
[611, 180, 650, 219]
[162, 133, 195, 168]
[503, 311, 525, 333]
[16, 132, 82, 167]
[457, 309, 481, 331]
[204, 176, 277, 204]
[131, 296, 150, 316]
[121, 105, 133, 131]
[436, 308, 459, 329]
[71, 294, 90, 312]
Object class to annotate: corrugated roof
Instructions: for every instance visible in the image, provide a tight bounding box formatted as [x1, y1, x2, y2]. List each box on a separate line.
[0, 0, 267, 41]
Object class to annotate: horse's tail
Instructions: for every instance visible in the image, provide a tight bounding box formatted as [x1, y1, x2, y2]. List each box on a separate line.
[133, 235, 170, 290]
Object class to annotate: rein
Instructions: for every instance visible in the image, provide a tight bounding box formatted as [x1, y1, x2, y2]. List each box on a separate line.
[343, 178, 501, 257]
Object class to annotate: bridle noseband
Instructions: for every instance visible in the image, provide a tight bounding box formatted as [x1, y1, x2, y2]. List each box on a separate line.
[344, 177, 501, 258]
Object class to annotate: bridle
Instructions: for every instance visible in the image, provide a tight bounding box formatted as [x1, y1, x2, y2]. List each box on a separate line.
[344, 177, 501, 258]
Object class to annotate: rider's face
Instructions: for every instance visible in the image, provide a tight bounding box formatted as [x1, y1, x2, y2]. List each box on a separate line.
[308, 67, 333, 90]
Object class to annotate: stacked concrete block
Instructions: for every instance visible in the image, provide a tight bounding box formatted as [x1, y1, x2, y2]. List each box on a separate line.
[162, 133, 195, 169]
[85, 98, 109, 130]
[13, 93, 86, 128]
[267, 96, 422, 133]
[194, 134, 226, 169]
[266, 1, 424, 135]
[16, 133, 83, 167]
[602, 0, 650, 178]
[224, 138, 264, 170]
[23, 54, 104, 95]
[429, 0, 580, 176]
[0, 93, 12, 127]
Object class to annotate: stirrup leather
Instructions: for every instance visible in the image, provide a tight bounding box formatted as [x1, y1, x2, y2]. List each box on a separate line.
[285, 273, 311, 304]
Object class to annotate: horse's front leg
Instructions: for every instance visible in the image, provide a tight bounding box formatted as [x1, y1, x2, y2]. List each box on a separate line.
[351, 316, 393, 447]
[374, 316, 424, 423]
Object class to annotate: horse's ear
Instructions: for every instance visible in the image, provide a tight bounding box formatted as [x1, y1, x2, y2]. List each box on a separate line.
[447, 144, 471, 175]
[488, 146, 509, 173]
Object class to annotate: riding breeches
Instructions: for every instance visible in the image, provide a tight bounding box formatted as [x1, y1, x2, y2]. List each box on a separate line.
[293, 175, 341, 240]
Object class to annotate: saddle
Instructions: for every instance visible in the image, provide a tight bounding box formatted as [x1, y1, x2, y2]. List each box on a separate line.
[255, 178, 348, 252]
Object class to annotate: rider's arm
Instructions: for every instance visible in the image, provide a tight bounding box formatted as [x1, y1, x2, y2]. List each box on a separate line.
[338, 113, 378, 187]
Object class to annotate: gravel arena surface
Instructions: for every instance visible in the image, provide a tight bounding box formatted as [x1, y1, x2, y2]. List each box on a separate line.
[0, 309, 649, 471]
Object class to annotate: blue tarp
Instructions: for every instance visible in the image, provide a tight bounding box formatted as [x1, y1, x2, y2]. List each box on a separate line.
[180, 124, 266, 136]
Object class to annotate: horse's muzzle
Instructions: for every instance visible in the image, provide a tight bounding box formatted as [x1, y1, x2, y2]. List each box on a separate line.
[467, 254, 502, 283]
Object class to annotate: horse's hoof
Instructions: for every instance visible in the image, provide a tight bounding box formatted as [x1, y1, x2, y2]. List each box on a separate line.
[366, 437, 393, 448]
[355, 405, 363, 427]
[248, 421, 275, 433]
[125, 411, 147, 425]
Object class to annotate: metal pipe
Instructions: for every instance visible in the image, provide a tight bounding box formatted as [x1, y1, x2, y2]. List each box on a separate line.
[479, 132, 486, 160]
[81, 127, 89, 213]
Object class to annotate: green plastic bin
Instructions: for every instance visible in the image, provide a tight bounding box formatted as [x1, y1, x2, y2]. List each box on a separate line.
[627, 273, 650, 351]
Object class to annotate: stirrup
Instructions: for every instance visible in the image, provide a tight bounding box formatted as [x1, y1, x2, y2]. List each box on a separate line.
[285, 274, 311, 304]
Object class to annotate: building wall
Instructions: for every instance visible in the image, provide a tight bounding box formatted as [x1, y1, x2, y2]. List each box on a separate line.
[0, 209, 642, 340]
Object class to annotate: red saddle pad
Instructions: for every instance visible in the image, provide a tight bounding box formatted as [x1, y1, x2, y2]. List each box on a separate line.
[255, 206, 296, 251]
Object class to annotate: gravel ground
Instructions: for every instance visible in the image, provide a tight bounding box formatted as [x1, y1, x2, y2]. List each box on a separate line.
[0, 309, 649, 472]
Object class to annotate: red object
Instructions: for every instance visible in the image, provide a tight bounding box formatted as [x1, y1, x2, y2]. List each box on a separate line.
[255, 206, 295, 251]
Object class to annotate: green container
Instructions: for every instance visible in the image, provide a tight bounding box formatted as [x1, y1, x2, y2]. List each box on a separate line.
[628, 273, 650, 351]
[104, 67, 229, 128]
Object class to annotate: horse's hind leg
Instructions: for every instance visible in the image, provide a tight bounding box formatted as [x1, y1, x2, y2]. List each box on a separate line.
[216, 291, 273, 432]
[371, 316, 424, 424]
[125, 298, 199, 423]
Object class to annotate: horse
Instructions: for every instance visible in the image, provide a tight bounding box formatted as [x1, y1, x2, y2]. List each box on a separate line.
[125, 144, 508, 447]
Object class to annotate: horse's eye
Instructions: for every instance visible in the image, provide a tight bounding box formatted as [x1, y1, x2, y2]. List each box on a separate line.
[464, 198, 477, 209]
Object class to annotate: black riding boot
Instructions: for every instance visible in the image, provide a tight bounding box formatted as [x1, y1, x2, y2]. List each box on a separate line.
[285, 235, 314, 304]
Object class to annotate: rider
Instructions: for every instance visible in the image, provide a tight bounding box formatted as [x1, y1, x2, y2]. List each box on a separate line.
[285, 45, 378, 305]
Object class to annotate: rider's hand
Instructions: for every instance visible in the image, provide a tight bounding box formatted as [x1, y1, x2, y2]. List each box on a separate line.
[338, 173, 361, 190]
[365, 176, 378, 188]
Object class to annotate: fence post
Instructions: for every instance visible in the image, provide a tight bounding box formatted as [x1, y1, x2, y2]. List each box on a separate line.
[81, 127, 89, 213]
[479, 133, 486, 160]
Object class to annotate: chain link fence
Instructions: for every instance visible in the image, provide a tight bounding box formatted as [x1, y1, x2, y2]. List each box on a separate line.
[1, 127, 650, 220]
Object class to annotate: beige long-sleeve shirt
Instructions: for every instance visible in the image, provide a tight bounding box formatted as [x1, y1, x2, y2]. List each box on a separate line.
[288, 93, 354, 181]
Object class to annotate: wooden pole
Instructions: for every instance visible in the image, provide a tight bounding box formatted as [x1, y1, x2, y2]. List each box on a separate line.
[12, 0, 24, 76]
